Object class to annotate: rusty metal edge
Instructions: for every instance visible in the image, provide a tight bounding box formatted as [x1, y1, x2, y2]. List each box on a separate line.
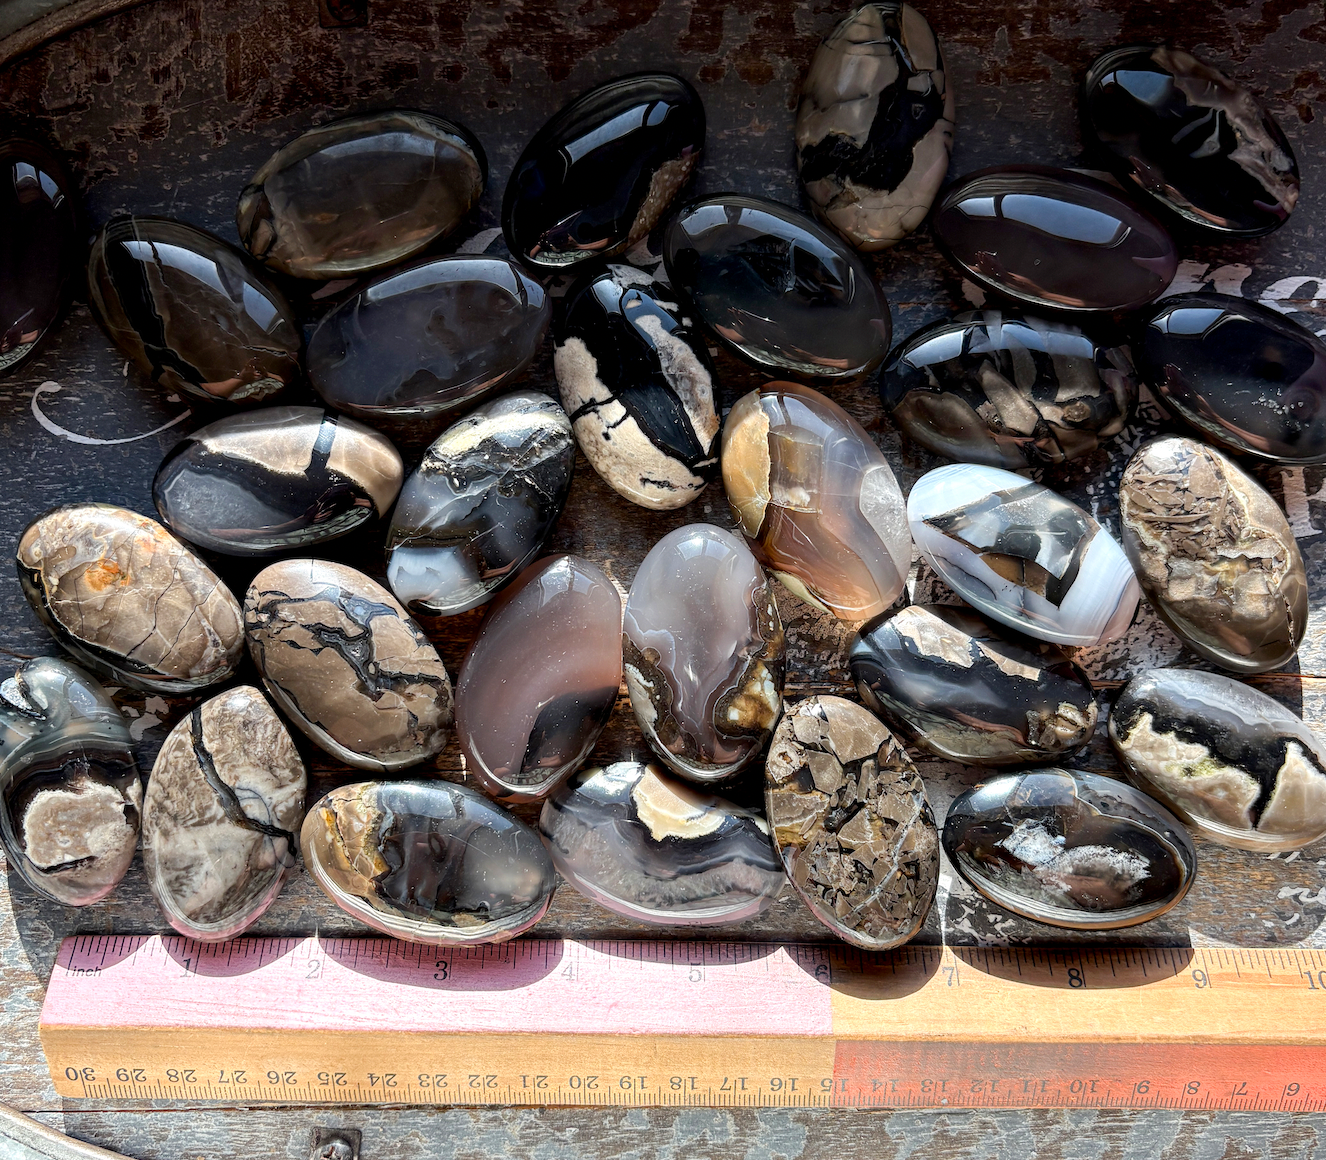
[0, 0, 153, 70]
[0, 1105, 132, 1160]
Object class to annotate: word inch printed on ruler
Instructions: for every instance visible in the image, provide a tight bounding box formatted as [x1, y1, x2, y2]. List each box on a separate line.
[40, 935, 1326, 1110]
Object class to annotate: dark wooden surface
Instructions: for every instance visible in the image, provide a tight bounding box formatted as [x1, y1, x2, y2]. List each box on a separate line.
[1, 0, 1325, 1155]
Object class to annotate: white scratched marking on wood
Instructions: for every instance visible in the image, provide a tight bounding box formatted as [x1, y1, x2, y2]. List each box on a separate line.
[455, 226, 503, 254]
[31, 382, 191, 446]
[1280, 468, 1324, 537]
[1165, 260, 1252, 297]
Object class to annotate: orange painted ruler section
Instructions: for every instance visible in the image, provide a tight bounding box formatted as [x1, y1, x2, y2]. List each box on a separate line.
[39, 935, 1326, 1109]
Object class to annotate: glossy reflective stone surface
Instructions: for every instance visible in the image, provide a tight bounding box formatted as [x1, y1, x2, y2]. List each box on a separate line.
[17, 504, 243, 694]
[624, 525, 784, 783]
[0, 138, 78, 373]
[932, 166, 1178, 313]
[455, 556, 621, 803]
[554, 270, 718, 510]
[153, 407, 403, 557]
[880, 310, 1138, 468]
[663, 194, 892, 378]
[796, 2, 954, 251]
[503, 73, 703, 271]
[143, 686, 304, 942]
[245, 560, 453, 772]
[943, 768, 1196, 929]
[851, 604, 1098, 766]
[87, 216, 299, 404]
[386, 391, 574, 616]
[303, 781, 555, 945]
[1082, 45, 1298, 237]
[908, 464, 1140, 646]
[0, 658, 139, 906]
[1120, 437, 1307, 673]
[237, 110, 486, 279]
[1111, 669, 1326, 852]
[1138, 293, 1326, 463]
[722, 382, 911, 621]
[765, 696, 937, 949]
[306, 256, 550, 420]
[540, 761, 784, 926]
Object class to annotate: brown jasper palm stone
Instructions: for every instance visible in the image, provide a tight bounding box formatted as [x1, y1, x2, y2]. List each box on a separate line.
[765, 696, 938, 950]
[245, 560, 453, 772]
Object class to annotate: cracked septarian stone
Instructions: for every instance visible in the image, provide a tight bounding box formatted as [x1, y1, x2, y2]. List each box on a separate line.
[153, 407, 403, 557]
[908, 464, 1140, 647]
[722, 381, 910, 621]
[0, 657, 139, 906]
[554, 270, 719, 510]
[455, 555, 621, 803]
[880, 310, 1138, 469]
[1120, 436, 1307, 673]
[795, 2, 954, 251]
[503, 73, 703, 272]
[539, 761, 784, 926]
[386, 391, 575, 616]
[1137, 294, 1326, 463]
[765, 696, 938, 949]
[237, 110, 486, 279]
[850, 604, 1098, 766]
[303, 781, 554, 945]
[86, 216, 299, 405]
[1111, 669, 1326, 852]
[663, 194, 892, 379]
[932, 166, 1178, 314]
[1082, 45, 1298, 237]
[244, 560, 453, 772]
[943, 768, 1196, 930]
[306, 256, 550, 420]
[17, 504, 243, 694]
[142, 686, 304, 941]
[0, 138, 78, 373]
[623, 525, 785, 783]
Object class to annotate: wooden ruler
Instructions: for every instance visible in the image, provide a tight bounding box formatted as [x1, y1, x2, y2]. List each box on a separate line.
[39, 935, 1326, 1110]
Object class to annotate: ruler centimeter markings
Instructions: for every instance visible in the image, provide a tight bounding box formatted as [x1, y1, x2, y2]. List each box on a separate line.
[39, 935, 1326, 1110]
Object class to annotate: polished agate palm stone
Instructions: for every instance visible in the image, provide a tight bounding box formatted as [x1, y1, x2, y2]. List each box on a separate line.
[303, 781, 555, 945]
[540, 761, 784, 926]
[943, 768, 1196, 929]
[0, 657, 139, 906]
[722, 382, 911, 621]
[623, 524, 784, 782]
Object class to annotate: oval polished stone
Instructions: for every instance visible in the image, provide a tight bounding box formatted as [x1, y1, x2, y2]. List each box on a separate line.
[908, 464, 1140, 647]
[306, 256, 550, 420]
[880, 310, 1139, 468]
[932, 165, 1178, 314]
[1137, 293, 1326, 463]
[303, 781, 555, 945]
[386, 391, 575, 616]
[153, 407, 403, 557]
[850, 604, 1098, 766]
[663, 194, 892, 379]
[943, 768, 1196, 930]
[1082, 45, 1299, 237]
[0, 138, 78, 373]
[623, 525, 785, 783]
[0, 658, 139, 906]
[87, 216, 300, 405]
[1120, 437, 1307, 673]
[455, 555, 621, 803]
[539, 760, 784, 926]
[237, 110, 486, 279]
[244, 560, 453, 772]
[554, 270, 719, 510]
[503, 73, 703, 272]
[765, 696, 938, 950]
[795, 2, 955, 251]
[722, 381, 911, 621]
[1111, 669, 1326, 853]
[143, 686, 305, 942]
[17, 504, 244, 694]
